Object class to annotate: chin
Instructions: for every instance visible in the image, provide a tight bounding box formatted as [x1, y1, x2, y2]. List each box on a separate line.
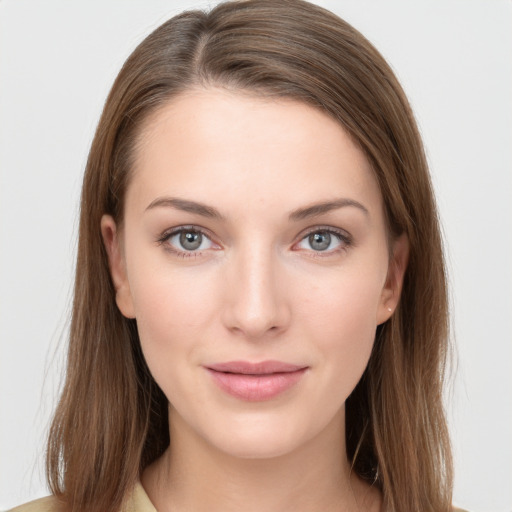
[195, 408, 332, 461]
[212, 431, 307, 460]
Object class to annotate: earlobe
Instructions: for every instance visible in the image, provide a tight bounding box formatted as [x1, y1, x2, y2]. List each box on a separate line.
[100, 215, 136, 319]
[377, 233, 409, 325]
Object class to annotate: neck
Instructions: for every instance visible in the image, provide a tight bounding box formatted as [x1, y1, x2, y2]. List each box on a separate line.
[142, 408, 381, 512]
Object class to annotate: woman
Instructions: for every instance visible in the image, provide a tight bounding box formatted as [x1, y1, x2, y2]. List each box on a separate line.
[11, 0, 455, 511]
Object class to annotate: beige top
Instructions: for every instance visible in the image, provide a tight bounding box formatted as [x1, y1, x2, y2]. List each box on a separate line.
[8, 482, 156, 512]
[9, 485, 470, 512]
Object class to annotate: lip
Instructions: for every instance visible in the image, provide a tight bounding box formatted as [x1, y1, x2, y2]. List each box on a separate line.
[205, 360, 308, 401]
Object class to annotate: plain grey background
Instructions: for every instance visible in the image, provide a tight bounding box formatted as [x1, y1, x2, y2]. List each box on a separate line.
[1, 1, 511, 510]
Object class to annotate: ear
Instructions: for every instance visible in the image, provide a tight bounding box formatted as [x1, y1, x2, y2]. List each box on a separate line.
[376, 233, 409, 325]
[100, 215, 136, 319]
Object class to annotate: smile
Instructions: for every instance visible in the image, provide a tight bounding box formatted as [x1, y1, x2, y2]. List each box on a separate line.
[205, 361, 308, 401]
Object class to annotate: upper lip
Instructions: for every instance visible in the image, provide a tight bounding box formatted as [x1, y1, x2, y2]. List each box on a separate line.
[206, 360, 307, 375]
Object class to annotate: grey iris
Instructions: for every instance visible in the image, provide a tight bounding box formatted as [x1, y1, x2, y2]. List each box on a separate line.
[309, 232, 331, 251]
[180, 231, 202, 250]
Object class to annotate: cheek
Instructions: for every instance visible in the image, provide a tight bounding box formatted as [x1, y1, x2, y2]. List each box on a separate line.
[126, 255, 220, 382]
[299, 266, 383, 334]
[296, 269, 383, 385]
[134, 274, 213, 337]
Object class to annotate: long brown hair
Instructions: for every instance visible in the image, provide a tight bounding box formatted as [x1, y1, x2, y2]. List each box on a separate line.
[47, 1, 453, 510]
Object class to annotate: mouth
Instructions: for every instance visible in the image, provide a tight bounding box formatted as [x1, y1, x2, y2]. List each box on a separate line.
[205, 360, 308, 401]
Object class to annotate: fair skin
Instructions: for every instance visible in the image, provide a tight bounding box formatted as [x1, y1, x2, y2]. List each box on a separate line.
[102, 88, 408, 512]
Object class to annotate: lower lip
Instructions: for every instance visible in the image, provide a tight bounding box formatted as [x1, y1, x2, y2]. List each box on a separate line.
[206, 368, 307, 401]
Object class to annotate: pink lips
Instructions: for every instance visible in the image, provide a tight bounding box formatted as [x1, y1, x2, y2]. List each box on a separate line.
[205, 360, 307, 401]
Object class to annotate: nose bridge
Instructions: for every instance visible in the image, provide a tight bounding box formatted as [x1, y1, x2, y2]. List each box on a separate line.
[224, 238, 289, 339]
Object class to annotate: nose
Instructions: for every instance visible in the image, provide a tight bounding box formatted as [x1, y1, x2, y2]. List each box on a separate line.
[222, 243, 291, 340]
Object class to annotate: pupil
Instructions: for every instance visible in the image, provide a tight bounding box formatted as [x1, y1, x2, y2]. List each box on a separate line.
[180, 231, 202, 250]
[309, 232, 330, 251]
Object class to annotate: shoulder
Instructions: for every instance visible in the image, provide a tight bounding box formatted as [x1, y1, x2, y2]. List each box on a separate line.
[8, 496, 64, 512]
[8, 482, 155, 512]
[124, 481, 157, 512]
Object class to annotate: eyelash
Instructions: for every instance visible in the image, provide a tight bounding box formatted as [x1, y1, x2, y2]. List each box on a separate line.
[156, 225, 353, 258]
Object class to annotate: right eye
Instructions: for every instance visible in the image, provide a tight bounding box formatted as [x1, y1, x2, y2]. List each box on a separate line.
[159, 227, 218, 257]
[171, 230, 211, 251]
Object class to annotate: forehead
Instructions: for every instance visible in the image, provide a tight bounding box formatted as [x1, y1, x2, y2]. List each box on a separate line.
[128, 88, 383, 218]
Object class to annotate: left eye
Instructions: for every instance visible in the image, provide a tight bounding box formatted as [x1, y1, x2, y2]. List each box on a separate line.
[296, 230, 345, 252]
[167, 229, 214, 252]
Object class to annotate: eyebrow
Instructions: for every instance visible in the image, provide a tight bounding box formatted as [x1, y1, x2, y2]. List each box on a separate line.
[145, 197, 224, 219]
[288, 198, 369, 221]
[145, 196, 369, 221]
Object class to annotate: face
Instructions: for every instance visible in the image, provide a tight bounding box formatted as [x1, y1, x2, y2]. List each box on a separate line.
[102, 89, 408, 460]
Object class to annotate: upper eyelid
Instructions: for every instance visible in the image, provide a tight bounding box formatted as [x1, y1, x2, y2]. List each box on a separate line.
[156, 224, 352, 247]
[298, 225, 352, 240]
[158, 225, 214, 241]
